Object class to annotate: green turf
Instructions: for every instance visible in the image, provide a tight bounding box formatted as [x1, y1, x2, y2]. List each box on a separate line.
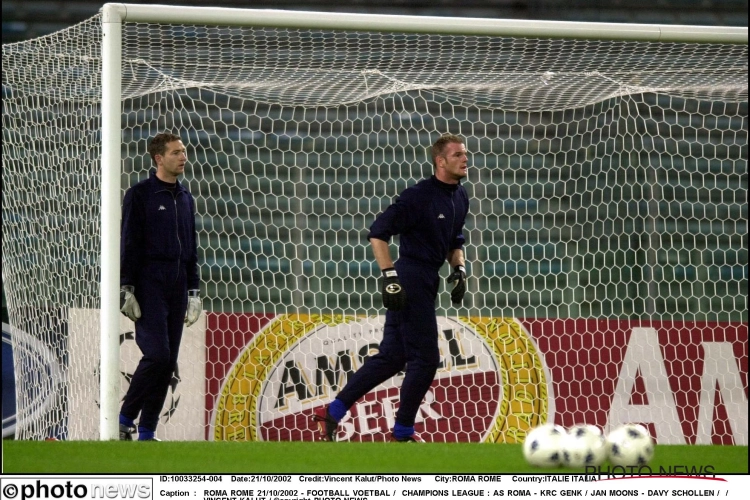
[3, 441, 747, 474]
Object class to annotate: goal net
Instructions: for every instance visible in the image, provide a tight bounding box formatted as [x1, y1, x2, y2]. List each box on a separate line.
[2, 6, 747, 444]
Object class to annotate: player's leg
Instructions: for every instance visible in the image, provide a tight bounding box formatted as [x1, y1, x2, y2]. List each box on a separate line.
[336, 311, 407, 407]
[392, 264, 441, 441]
[137, 268, 188, 440]
[119, 270, 171, 440]
[315, 311, 406, 440]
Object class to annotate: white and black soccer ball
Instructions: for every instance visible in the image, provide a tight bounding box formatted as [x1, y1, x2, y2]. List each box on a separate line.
[606, 424, 655, 467]
[523, 424, 566, 467]
[562, 424, 607, 468]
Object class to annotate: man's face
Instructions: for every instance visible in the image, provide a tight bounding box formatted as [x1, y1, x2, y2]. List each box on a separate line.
[438, 142, 468, 181]
[156, 140, 187, 178]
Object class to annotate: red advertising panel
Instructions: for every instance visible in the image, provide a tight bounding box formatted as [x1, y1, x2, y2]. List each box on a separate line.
[525, 319, 747, 444]
[206, 314, 747, 444]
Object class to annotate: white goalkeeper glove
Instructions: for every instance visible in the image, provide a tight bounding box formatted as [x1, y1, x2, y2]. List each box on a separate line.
[120, 286, 141, 322]
[185, 289, 201, 327]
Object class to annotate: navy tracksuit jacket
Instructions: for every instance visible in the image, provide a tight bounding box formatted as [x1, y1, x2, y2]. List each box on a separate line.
[119, 169, 199, 431]
[337, 175, 470, 428]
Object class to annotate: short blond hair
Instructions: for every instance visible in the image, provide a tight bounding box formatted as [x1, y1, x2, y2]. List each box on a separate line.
[431, 134, 464, 167]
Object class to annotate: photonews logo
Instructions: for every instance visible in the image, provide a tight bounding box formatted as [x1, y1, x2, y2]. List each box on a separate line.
[1, 479, 152, 500]
[584, 464, 720, 480]
[211, 314, 550, 443]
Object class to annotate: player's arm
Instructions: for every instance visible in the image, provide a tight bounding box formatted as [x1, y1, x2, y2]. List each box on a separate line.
[119, 189, 143, 322]
[368, 190, 419, 312]
[186, 194, 200, 291]
[447, 248, 465, 269]
[185, 194, 201, 327]
[370, 237, 405, 311]
[371, 237, 394, 271]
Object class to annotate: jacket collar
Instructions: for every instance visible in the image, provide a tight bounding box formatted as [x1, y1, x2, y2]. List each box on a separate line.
[430, 174, 460, 192]
[148, 168, 187, 194]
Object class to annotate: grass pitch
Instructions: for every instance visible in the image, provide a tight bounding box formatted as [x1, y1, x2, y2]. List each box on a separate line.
[3, 441, 748, 474]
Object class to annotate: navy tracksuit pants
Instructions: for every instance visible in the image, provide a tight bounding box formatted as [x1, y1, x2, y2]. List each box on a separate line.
[120, 261, 188, 431]
[337, 258, 441, 427]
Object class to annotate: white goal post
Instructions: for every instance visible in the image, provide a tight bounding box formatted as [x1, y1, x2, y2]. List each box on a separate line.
[2, 4, 747, 443]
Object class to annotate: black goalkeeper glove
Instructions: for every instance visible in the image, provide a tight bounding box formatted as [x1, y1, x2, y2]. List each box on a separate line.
[381, 268, 406, 311]
[447, 265, 467, 304]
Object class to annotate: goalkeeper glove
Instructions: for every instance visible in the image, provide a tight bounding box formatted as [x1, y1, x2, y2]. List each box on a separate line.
[185, 289, 201, 327]
[119, 286, 141, 322]
[381, 268, 406, 311]
[447, 265, 467, 304]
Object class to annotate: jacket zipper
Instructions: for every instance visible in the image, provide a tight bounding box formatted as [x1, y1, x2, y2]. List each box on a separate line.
[451, 193, 456, 241]
[153, 184, 184, 284]
[174, 192, 182, 283]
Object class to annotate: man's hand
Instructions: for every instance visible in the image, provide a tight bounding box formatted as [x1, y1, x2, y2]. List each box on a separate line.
[185, 289, 201, 327]
[447, 265, 467, 304]
[120, 286, 141, 322]
[381, 268, 406, 311]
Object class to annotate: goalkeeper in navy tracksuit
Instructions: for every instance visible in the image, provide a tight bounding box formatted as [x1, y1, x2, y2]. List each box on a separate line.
[117, 132, 201, 441]
[314, 134, 470, 442]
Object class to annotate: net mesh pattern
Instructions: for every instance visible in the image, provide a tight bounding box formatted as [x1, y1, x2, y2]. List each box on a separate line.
[2, 15, 747, 441]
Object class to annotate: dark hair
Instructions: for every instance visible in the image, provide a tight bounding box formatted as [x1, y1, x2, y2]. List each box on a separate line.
[148, 132, 182, 166]
[431, 134, 464, 166]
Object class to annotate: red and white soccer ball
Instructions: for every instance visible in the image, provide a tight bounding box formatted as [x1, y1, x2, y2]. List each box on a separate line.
[605, 424, 655, 467]
[522, 424, 567, 467]
[561, 424, 607, 468]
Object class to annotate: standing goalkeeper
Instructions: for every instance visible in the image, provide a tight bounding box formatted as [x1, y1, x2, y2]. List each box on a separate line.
[314, 134, 470, 442]
[118, 132, 201, 441]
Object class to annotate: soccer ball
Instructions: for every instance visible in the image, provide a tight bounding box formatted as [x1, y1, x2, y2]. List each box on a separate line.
[606, 424, 655, 467]
[523, 424, 566, 467]
[562, 424, 607, 468]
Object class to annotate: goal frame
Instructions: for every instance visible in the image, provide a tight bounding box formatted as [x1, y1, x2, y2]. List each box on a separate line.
[97, 2, 748, 440]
